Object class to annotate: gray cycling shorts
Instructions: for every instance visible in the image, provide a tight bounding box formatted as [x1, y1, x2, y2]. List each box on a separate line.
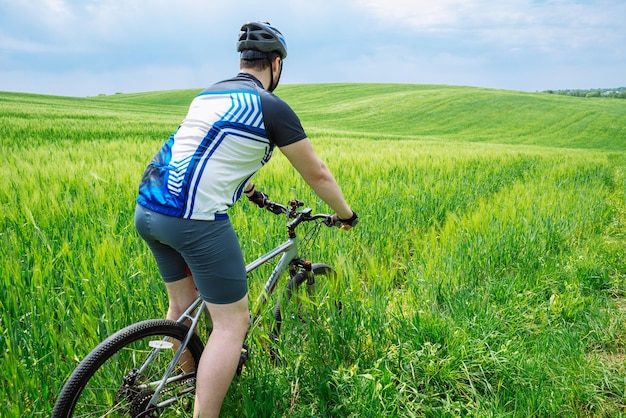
[134, 204, 247, 304]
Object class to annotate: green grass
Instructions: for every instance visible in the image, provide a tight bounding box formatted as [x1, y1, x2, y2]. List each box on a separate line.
[1, 84, 626, 416]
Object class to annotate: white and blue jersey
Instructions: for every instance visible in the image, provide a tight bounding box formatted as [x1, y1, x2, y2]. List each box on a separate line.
[137, 73, 307, 220]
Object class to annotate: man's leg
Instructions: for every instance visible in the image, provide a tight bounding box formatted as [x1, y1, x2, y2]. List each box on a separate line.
[193, 295, 250, 418]
[164, 276, 200, 373]
[164, 275, 199, 321]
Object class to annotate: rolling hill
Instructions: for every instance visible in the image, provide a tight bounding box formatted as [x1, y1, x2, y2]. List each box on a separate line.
[2, 83, 624, 150]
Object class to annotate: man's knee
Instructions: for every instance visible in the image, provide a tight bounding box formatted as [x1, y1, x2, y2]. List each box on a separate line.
[206, 296, 249, 332]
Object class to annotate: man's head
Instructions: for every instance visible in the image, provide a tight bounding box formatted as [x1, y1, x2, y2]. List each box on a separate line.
[237, 22, 287, 60]
[237, 22, 287, 92]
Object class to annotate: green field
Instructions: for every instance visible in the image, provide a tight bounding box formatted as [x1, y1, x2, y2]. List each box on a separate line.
[2, 84, 626, 416]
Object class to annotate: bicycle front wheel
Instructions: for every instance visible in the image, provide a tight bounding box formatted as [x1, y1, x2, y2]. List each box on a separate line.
[52, 319, 204, 418]
[272, 263, 339, 346]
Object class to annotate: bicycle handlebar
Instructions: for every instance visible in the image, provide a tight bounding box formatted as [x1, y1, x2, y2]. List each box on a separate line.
[263, 198, 334, 229]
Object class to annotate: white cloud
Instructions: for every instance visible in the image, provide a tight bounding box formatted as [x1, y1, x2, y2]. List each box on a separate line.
[0, 0, 623, 94]
[354, 0, 626, 52]
[353, 0, 526, 29]
[0, 34, 49, 53]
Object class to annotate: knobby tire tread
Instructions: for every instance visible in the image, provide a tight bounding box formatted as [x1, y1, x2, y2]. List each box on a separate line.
[52, 319, 204, 417]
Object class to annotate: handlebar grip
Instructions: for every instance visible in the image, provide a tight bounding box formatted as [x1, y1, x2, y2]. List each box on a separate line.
[264, 200, 286, 215]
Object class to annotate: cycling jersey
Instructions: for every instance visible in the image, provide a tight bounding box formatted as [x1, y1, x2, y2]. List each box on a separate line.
[137, 73, 307, 220]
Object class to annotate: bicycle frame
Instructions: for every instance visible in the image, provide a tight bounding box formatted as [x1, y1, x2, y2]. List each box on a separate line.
[247, 235, 299, 319]
[50, 199, 336, 416]
[146, 231, 302, 409]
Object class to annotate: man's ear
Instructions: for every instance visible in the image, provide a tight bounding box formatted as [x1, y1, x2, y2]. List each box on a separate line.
[273, 57, 282, 72]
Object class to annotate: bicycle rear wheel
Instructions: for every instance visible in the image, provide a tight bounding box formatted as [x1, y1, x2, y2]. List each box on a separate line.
[52, 319, 204, 418]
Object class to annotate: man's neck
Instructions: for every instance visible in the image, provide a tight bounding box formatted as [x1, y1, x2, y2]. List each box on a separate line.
[240, 69, 269, 90]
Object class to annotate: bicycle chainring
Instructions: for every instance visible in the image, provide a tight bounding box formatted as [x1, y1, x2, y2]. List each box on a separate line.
[116, 368, 196, 417]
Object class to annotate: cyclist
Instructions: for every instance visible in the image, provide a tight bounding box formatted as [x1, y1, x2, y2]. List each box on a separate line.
[134, 21, 358, 418]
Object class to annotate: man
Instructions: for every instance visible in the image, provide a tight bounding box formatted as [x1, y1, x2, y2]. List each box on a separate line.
[134, 21, 358, 417]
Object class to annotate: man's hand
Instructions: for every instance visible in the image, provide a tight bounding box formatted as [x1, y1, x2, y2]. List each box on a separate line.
[329, 211, 359, 230]
[247, 189, 268, 208]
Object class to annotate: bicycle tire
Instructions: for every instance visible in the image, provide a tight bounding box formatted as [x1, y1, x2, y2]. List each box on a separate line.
[271, 263, 337, 358]
[52, 319, 204, 418]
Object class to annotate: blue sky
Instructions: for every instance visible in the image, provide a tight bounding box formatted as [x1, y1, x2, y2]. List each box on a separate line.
[1, 0, 624, 96]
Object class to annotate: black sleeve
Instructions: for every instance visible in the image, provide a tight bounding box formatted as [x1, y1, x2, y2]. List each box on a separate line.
[261, 94, 308, 147]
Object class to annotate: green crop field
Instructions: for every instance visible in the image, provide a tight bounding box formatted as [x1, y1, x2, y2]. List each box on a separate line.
[2, 84, 626, 416]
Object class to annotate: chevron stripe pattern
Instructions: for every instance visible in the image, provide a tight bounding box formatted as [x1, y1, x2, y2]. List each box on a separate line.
[228, 92, 264, 129]
[166, 155, 192, 197]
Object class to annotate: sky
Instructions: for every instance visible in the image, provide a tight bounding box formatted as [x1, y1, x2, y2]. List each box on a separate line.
[0, 0, 624, 97]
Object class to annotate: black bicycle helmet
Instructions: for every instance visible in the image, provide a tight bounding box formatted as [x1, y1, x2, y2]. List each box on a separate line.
[237, 22, 287, 60]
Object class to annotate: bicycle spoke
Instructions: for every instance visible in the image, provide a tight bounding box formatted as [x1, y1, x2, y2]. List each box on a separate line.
[53, 320, 203, 417]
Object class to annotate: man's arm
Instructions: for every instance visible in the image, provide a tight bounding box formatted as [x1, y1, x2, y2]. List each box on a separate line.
[279, 138, 353, 220]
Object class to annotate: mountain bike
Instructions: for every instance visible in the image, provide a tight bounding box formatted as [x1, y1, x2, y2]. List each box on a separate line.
[52, 198, 339, 417]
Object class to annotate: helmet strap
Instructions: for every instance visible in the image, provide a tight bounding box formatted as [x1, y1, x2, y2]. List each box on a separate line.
[268, 57, 282, 92]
